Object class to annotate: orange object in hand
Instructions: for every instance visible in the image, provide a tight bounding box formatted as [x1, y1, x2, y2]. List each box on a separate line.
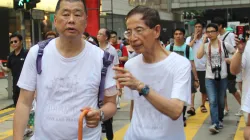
[78, 109, 89, 140]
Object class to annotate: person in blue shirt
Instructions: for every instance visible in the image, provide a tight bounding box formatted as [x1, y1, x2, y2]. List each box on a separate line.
[166, 28, 199, 127]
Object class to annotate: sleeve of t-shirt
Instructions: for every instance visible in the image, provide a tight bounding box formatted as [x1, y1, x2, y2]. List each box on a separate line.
[188, 47, 194, 61]
[165, 44, 170, 51]
[171, 59, 191, 105]
[17, 46, 38, 92]
[7, 55, 12, 69]
[185, 36, 191, 44]
[242, 41, 250, 68]
[242, 87, 250, 113]
[225, 42, 236, 54]
[122, 45, 128, 57]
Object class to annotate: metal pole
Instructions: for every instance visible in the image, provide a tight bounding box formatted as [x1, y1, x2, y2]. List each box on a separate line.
[20, 10, 26, 49]
[31, 10, 35, 45]
[38, 20, 42, 41]
[7, 72, 12, 99]
[111, 0, 113, 30]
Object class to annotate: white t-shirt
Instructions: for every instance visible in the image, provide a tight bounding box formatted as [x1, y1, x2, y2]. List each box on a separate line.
[219, 31, 243, 80]
[204, 41, 235, 79]
[124, 52, 191, 140]
[242, 87, 250, 114]
[218, 31, 236, 54]
[17, 39, 116, 140]
[104, 43, 119, 66]
[241, 40, 250, 109]
[186, 36, 207, 71]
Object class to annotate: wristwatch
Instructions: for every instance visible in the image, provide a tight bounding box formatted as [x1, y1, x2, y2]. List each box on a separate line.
[139, 85, 150, 96]
[100, 110, 105, 121]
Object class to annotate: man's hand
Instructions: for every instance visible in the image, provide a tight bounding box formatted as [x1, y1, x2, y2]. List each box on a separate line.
[202, 34, 208, 44]
[0, 61, 3, 70]
[113, 67, 141, 91]
[194, 81, 200, 89]
[81, 108, 100, 128]
[225, 58, 231, 64]
[117, 89, 122, 96]
[235, 36, 246, 53]
[193, 31, 199, 41]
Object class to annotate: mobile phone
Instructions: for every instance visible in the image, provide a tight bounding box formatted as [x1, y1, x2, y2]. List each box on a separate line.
[236, 26, 246, 43]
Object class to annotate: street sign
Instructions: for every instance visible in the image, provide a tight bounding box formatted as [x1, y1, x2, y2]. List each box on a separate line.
[32, 10, 45, 20]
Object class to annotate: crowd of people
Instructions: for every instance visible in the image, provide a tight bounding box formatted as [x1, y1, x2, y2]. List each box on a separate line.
[0, 0, 250, 139]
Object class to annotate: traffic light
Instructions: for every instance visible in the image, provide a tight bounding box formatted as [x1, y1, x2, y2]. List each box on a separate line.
[26, 0, 40, 10]
[14, 0, 25, 10]
[13, 0, 40, 10]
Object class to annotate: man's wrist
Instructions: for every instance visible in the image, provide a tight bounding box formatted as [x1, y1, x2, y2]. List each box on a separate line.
[99, 109, 105, 121]
[136, 81, 145, 92]
[237, 49, 244, 54]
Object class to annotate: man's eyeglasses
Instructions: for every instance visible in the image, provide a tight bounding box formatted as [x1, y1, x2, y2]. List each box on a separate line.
[206, 30, 217, 34]
[10, 40, 18, 44]
[125, 27, 150, 38]
[110, 36, 117, 38]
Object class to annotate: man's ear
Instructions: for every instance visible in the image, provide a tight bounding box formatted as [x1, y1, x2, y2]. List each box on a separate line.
[154, 24, 161, 39]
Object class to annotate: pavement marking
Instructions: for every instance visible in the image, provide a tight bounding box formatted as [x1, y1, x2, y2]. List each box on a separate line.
[234, 116, 245, 140]
[0, 108, 15, 115]
[104, 124, 130, 140]
[0, 129, 13, 139]
[184, 102, 210, 140]
[120, 102, 129, 108]
[0, 113, 14, 123]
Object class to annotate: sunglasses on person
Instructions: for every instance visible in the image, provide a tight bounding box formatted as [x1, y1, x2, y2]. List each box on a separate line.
[10, 40, 18, 44]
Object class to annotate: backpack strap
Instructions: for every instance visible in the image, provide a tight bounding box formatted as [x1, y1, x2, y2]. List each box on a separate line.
[98, 51, 114, 108]
[186, 45, 190, 59]
[223, 32, 230, 42]
[36, 38, 53, 74]
[222, 41, 229, 58]
[170, 43, 174, 52]
[222, 32, 230, 58]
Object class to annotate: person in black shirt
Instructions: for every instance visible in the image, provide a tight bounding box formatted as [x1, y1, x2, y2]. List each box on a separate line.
[0, 33, 28, 107]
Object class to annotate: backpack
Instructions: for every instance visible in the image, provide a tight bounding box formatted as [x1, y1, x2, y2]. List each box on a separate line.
[222, 32, 236, 80]
[170, 43, 190, 59]
[36, 39, 114, 108]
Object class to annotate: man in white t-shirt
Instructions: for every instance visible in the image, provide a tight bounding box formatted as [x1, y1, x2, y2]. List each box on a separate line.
[213, 17, 242, 116]
[13, 0, 117, 139]
[114, 6, 191, 140]
[231, 39, 250, 124]
[186, 21, 208, 114]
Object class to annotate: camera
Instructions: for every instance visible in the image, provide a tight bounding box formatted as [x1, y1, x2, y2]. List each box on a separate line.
[212, 65, 221, 81]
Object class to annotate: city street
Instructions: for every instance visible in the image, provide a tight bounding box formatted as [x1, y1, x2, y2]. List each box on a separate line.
[0, 78, 245, 140]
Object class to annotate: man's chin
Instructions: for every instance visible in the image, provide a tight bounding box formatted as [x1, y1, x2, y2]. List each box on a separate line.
[133, 47, 142, 54]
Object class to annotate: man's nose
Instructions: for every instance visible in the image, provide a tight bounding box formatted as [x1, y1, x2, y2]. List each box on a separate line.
[68, 14, 75, 23]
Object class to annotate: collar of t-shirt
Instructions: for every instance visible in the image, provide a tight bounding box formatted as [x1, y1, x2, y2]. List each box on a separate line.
[103, 43, 111, 51]
[12, 48, 25, 57]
